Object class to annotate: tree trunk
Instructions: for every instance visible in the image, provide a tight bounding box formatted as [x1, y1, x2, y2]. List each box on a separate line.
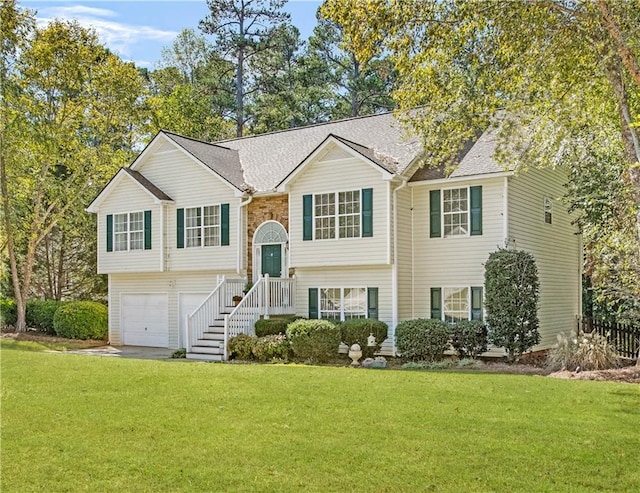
[236, 46, 244, 137]
[0, 132, 26, 330]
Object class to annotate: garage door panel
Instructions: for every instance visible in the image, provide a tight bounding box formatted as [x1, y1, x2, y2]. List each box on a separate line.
[122, 293, 168, 347]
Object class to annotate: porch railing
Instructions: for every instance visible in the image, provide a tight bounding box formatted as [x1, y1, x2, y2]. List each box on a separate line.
[224, 275, 296, 359]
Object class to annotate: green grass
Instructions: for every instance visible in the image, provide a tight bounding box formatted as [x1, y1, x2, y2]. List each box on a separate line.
[1, 345, 639, 492]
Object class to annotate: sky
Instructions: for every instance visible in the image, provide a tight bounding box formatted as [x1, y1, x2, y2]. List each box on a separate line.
[21, 0, 324, 68]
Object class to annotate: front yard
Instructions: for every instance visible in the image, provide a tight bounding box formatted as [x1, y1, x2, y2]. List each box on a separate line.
[1, 343, 639, 492]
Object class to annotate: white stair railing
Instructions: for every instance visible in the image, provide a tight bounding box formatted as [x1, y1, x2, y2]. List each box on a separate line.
[224, 277, 264, 359]
[186, 277, 245, 352]
[266, 276, 296, 316]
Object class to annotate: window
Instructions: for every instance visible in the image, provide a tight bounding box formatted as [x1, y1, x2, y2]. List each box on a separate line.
[443, 188, 469, 237]
[431, 286, 483, 322]
[430, 186, 482, 238]
[314, 193, 335, 240]
[309, 287, 378, 321]
[314, 190, 361, 239]
[114, 212, 144, 251]
[544, 197, 552, 224]
[185, 205, 220, 247]
[304, 189, 372, 240]
[319, 287, 367, 320]
[443, 287, 469, 323]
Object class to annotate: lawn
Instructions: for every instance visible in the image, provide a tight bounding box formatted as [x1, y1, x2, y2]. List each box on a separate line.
[1, 343, 639, 492]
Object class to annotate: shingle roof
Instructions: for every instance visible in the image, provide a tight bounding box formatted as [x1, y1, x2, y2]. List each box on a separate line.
[123, 168, 173, 201]
[162, 131, 246, 191]
[158, 112, 509, 193]
[409, 126, 513, 181]
[216, 112, 422, 191]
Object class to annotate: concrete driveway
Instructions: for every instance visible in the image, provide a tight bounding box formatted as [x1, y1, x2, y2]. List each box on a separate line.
[61, 345, 176, 360]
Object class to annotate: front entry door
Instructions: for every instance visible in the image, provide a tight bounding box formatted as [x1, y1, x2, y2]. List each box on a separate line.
[261, 244, 282, 278]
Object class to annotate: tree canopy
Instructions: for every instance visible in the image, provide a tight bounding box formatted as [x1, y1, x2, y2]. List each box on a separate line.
[322, 0, 640, 315]
[1, 2, 148, 329]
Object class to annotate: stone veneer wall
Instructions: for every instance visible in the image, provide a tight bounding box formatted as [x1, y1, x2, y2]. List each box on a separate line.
[246, 194, 289, 281]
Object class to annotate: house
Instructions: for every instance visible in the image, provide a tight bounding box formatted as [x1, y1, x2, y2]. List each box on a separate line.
[87, 112, 581, 360]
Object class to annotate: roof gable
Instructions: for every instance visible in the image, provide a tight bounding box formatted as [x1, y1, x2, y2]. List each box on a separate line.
[87, 167, 173, 213]
[131, 132, 246, 193]
[276, 134, 395, 191]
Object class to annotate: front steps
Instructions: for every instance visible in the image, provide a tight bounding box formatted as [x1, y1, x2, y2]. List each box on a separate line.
[186, 308, 230, 361]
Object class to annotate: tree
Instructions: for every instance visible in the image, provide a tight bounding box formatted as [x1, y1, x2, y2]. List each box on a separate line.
[248, 24, 335, 132]
[485, 249, 540, 362]
[307, 12, 395, 118]
[146, 28, 235, 141]
[1, 13, 148, 330]
[199, 0, 292, 137]
[322, 0, 640, 313]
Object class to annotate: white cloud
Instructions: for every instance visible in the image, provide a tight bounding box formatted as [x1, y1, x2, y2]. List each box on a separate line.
[36, 5, 177, 62]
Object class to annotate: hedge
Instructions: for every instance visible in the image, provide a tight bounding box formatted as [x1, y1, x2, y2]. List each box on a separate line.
[340, 318, 388, 359]
[26, 300, 64, 335]
[286, 319, 340, 363]
[395, 318, 450, 361]
[53, 301, 108, 340]
[0, 299, 17, 327]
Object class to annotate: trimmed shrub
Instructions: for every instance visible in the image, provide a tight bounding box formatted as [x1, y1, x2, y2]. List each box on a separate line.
[228, 334, 257, 360]
[340, 318, 388, 359]
[53, 301, 108, 340]
[450, 320, 488, 359]
[485, 248, 540, 362]
[254, 316, 300, 337]
[547, 331, 622, 371]
[1, 299, 17, 327]
[252, 334, 290, 362]
[286, 319, 340, 363]
[26, 300, 64, 335]
[395, 318, 450, 361]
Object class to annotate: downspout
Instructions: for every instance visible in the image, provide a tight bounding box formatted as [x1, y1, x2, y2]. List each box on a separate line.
[237, 194, 253, 275]
[392, 177, 409, 351]
[503, 177, 509, 247]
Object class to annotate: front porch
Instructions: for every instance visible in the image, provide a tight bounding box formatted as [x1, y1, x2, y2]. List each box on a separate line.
[185, 275, 296, 361]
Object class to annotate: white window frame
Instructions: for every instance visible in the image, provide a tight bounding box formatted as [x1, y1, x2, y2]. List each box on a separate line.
[319, 287, 367, 321]
[184, 205, 221, 248]
[114, 211, 144, 252]
[314, 190, 361, 240]
[442, 287, 470, 323]
[442, 187, 470, 237]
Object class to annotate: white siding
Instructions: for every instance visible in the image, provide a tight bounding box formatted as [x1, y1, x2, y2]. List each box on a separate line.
[97, 178, 161, 274]
[508, 168, 581, 348]
[294, 266, 395, 354]
[109, 271, 233, 348]
[289, 145, 390, 268]
[136, 146, 240, 273]
[412, 177, 506, 318]
[396, 185, 414, 321]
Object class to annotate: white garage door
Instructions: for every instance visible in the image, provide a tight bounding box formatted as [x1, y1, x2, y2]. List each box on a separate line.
[178, 293, 209, 348]
[121, 294, 169, 347]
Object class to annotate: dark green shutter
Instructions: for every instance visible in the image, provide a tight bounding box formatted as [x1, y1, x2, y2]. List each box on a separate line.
[144, 210, 152, 250]
[430, 288, 442, 320]
[308, 288, 319, 319]
[471, 287, 483, 320]
[177, 208, 184, 249]
[470, 186, 482, 235]
[221, 203, 229, 246]
[303, 194, 312, 241]
[362, 188, 373, 237]
[429, 190, 441, 238]
[106, 214, 113, 252]
[367, 287, 379, 319]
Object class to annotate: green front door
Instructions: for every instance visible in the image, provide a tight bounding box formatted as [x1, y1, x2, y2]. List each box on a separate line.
[261, 244, 282, 278]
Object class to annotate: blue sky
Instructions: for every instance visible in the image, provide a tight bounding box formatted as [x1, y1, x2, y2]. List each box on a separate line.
[21, 0, 323, 68]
